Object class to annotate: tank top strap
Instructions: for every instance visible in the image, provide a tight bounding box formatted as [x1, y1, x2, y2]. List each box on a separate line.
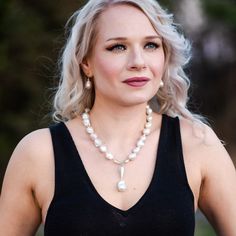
[157, 115, 193, 196]
[49, 122, 83, 198]
[173, 116, 192, 189]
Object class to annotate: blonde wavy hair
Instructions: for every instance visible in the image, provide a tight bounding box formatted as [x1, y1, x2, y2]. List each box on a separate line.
[53, 0, 203, 123]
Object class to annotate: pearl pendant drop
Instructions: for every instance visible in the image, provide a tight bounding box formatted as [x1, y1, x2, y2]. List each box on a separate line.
[81, 105, 153, 192]
[117, 165, 127, 192]
[117, 180, 127, 192]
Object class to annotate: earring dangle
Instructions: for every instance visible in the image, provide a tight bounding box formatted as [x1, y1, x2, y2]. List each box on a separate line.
[85, 77, 92, 89]
[160, 80, 164, 88]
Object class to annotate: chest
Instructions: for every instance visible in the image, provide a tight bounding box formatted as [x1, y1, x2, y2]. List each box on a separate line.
[39, 136, 200, 227]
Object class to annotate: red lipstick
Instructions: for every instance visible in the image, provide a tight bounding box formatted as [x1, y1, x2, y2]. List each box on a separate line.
[123, 77, 150, 87]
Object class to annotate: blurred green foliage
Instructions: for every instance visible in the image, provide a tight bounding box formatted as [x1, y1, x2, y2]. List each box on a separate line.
[202, 0, 236, 28]
[0, 0, 81, 181]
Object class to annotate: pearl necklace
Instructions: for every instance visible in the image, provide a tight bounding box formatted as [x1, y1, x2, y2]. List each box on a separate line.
[81, 105, 153, 192]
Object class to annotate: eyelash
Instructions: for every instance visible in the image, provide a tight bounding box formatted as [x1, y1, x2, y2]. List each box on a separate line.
[107, 44, 126, 51]
[107, 42, 160, 52]
[145, 42, 160, 50]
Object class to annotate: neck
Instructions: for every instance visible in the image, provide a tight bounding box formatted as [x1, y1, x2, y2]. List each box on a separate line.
[88, 100, 148, 155]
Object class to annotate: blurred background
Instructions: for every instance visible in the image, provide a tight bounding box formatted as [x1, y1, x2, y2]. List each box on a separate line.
[0, 0, 235, 235]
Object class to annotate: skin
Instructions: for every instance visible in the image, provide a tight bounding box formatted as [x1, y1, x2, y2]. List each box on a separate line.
[0, 4, 236, 236]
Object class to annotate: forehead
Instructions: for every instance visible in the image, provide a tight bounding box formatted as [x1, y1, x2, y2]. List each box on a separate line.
[96, 4, 158, 40]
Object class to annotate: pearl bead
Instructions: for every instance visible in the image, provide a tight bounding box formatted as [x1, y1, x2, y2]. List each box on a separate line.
[145, 122, 152, 128]
[105, 153, 113, 160]
[90, 133, 97, 140]
[143, 128, 150, 135]
[133, 146, 141, 153]
[100, 145, 107, 153]
[117, 180, 127, 192]
[146, 108, 152, 115]
[86, 127, 94, 134]
[140, 135, 147, 141]
[82, 113, 89, 120]
[83, 119, 90, 126]
[147, 116, 153, 122]
[85, 80, 91, 89]
[137, 140, 145, 147]
[128, 153, 137, 160]
[94, 138, 102, 147]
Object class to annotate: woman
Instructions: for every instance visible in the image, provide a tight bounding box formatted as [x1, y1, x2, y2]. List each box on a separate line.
[0, 0, 236, 235]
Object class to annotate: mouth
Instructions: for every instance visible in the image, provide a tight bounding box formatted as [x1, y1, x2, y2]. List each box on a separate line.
[123, 77, 150, 87]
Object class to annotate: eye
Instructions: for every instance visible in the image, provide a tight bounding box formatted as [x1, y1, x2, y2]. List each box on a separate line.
[107, 44, 126, 52]
[144, 42, 160, 50]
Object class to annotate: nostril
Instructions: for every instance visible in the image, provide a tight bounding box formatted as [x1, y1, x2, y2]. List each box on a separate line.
[128, 59, 146, 70]
[129, 63, 146, 70]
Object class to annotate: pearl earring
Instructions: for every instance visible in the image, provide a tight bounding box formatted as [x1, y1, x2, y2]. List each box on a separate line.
[160, 80, 164, 88]
[85, 77, 92, 89]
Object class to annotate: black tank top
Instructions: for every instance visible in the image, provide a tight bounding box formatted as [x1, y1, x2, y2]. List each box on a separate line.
[44, 114, 195, 235]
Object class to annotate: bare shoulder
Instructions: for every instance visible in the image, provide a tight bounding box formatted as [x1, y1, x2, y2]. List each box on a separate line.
[11, 127, 55, 189]
[0, 128, 53, 235]
[179, 117, 233, 169]
[179, 117, 236, 235]
[2, 127, 53, 192]
[179, 117, 220, 146]
[14, 127, 52, 160]
[179, 117, 235, 181]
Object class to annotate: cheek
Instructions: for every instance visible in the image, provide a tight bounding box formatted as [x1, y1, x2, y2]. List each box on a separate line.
[152, 53, 165, 76]
[93, 54, 123, 80]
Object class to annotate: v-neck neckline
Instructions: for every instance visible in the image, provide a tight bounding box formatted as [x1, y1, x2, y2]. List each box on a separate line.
[61, 114, 166, 216]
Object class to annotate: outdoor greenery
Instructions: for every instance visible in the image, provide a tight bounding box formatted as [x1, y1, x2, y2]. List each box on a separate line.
[0, 0, 235, 235]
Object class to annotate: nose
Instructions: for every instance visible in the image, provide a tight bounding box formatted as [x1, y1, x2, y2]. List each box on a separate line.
[127, 47, 146, 71]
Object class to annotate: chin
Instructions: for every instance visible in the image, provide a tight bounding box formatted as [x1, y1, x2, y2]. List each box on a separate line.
[119, 96, 152, 107]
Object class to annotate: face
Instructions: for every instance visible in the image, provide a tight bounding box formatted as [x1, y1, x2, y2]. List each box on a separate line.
[82, 4, 165, 107]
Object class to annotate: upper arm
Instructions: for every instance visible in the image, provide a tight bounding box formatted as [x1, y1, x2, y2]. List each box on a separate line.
[0, 128, 51, 236]
[197, 126, 236, 236]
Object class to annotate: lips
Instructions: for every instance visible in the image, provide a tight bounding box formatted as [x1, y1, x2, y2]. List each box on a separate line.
[123, 77, 150, 87]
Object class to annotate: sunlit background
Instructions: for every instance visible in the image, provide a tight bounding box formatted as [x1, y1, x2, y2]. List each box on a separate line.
[0, 0, 236, 235]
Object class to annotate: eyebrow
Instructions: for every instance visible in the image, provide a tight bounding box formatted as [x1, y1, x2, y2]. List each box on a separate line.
[106, 36, 162, 41]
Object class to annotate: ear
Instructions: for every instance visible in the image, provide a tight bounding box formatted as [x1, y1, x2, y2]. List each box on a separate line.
[80, 58, 93, 77]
